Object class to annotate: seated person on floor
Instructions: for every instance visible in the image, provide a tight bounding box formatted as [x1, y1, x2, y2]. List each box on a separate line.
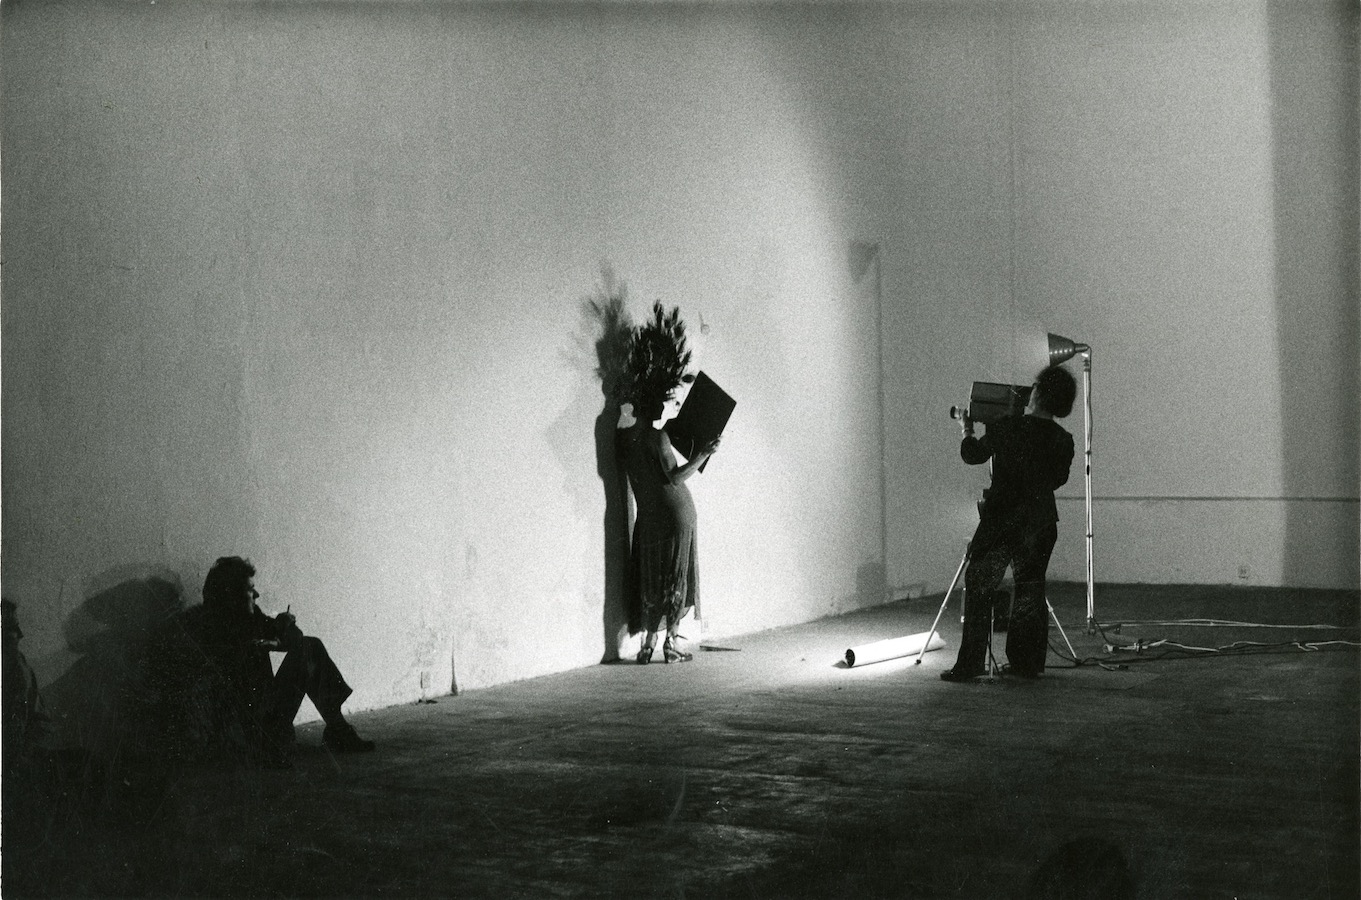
[166, 556, 374, 764]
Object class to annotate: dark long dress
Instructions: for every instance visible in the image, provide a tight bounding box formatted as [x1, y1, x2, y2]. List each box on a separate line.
[621, 424, 700, 632]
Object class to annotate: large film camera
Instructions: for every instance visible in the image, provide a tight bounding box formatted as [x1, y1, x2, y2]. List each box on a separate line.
[948, 382, 1032, 426]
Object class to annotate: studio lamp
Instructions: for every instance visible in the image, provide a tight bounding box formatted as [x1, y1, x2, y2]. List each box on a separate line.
[1048, 333, 1097, 633]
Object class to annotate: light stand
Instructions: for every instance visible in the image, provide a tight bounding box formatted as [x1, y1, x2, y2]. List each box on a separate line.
[1047, 333, 1096, 633]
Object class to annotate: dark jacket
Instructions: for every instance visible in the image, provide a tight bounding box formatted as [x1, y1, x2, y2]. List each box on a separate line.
[148, 603, 288, 758]
[962, 415, 1074, 528]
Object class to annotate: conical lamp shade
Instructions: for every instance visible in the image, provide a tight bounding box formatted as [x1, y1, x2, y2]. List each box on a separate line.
[1047, 333, 1090, 365]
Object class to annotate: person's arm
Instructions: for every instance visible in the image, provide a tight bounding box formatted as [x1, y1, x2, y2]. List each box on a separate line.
[272, 606, 306, 650]
[959, 416, 993, 466]
[247, 606, 281, 640]
[250, 605, 303, 648]
[661, 435, 721, 484]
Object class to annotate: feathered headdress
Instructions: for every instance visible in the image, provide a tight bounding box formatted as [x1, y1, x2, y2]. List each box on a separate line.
[624, 301, 693, 407]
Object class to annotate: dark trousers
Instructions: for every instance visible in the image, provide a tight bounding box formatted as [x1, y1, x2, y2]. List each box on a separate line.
[263, 636, 353, 737]
[952, 518, 1058, 675]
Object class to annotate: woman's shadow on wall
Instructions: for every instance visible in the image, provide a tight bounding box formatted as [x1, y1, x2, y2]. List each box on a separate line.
[582, 268, 640, 662]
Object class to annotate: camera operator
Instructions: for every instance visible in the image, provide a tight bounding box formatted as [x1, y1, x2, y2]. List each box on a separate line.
[941, 365, 1077, 682]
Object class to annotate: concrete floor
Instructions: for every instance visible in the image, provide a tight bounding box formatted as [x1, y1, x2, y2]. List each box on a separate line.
[5, 582, 1358, 898]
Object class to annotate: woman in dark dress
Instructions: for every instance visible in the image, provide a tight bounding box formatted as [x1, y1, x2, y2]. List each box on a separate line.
[622, 387, 720, 664]
[941, 365, 1077, 682]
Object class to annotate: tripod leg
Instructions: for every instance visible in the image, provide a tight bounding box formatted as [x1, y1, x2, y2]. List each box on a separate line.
[916, 544, 970, 665]
[1046, 597, 1079, 663]
[983, 603, 998, 680]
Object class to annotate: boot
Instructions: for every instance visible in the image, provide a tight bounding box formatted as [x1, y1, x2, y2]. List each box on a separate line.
[323, 720, 375, 753]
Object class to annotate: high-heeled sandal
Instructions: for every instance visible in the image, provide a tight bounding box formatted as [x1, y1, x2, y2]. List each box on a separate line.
[637, 640, 655, 664]
[662, 636, 692, 664]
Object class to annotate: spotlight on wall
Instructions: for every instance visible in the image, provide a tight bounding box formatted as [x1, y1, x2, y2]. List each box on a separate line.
[1046, 332, 1096, 633]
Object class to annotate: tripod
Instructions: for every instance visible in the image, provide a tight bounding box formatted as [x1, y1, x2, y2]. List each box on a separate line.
[915, 540, 1078, 672]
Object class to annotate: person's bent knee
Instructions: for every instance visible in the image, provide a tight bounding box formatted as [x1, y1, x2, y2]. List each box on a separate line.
[298, 634, 329, 658]
[282, 633, 325, 657]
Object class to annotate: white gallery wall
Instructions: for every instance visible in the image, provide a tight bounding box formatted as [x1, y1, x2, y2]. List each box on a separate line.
[2, 2, 888, 710]
[2, 1, 1356, 718]
[873, 0, 1359, 597]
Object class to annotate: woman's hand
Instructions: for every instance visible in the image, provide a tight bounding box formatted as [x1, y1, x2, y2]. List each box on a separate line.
[702, 436, 722, 457]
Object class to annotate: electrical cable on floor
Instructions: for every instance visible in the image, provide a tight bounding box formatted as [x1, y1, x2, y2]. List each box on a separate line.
[1041, 622, 1360, 670]
[1046, 637, 1122, 670]
[1006, 605, 1360, 671]
[1097, 616, 1359, 655]
[1059, 638, 1361, 669]
[1101, 618, 1356, 630]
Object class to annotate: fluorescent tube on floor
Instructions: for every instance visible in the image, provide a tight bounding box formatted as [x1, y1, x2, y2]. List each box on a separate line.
[845, 631, 946, 667]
